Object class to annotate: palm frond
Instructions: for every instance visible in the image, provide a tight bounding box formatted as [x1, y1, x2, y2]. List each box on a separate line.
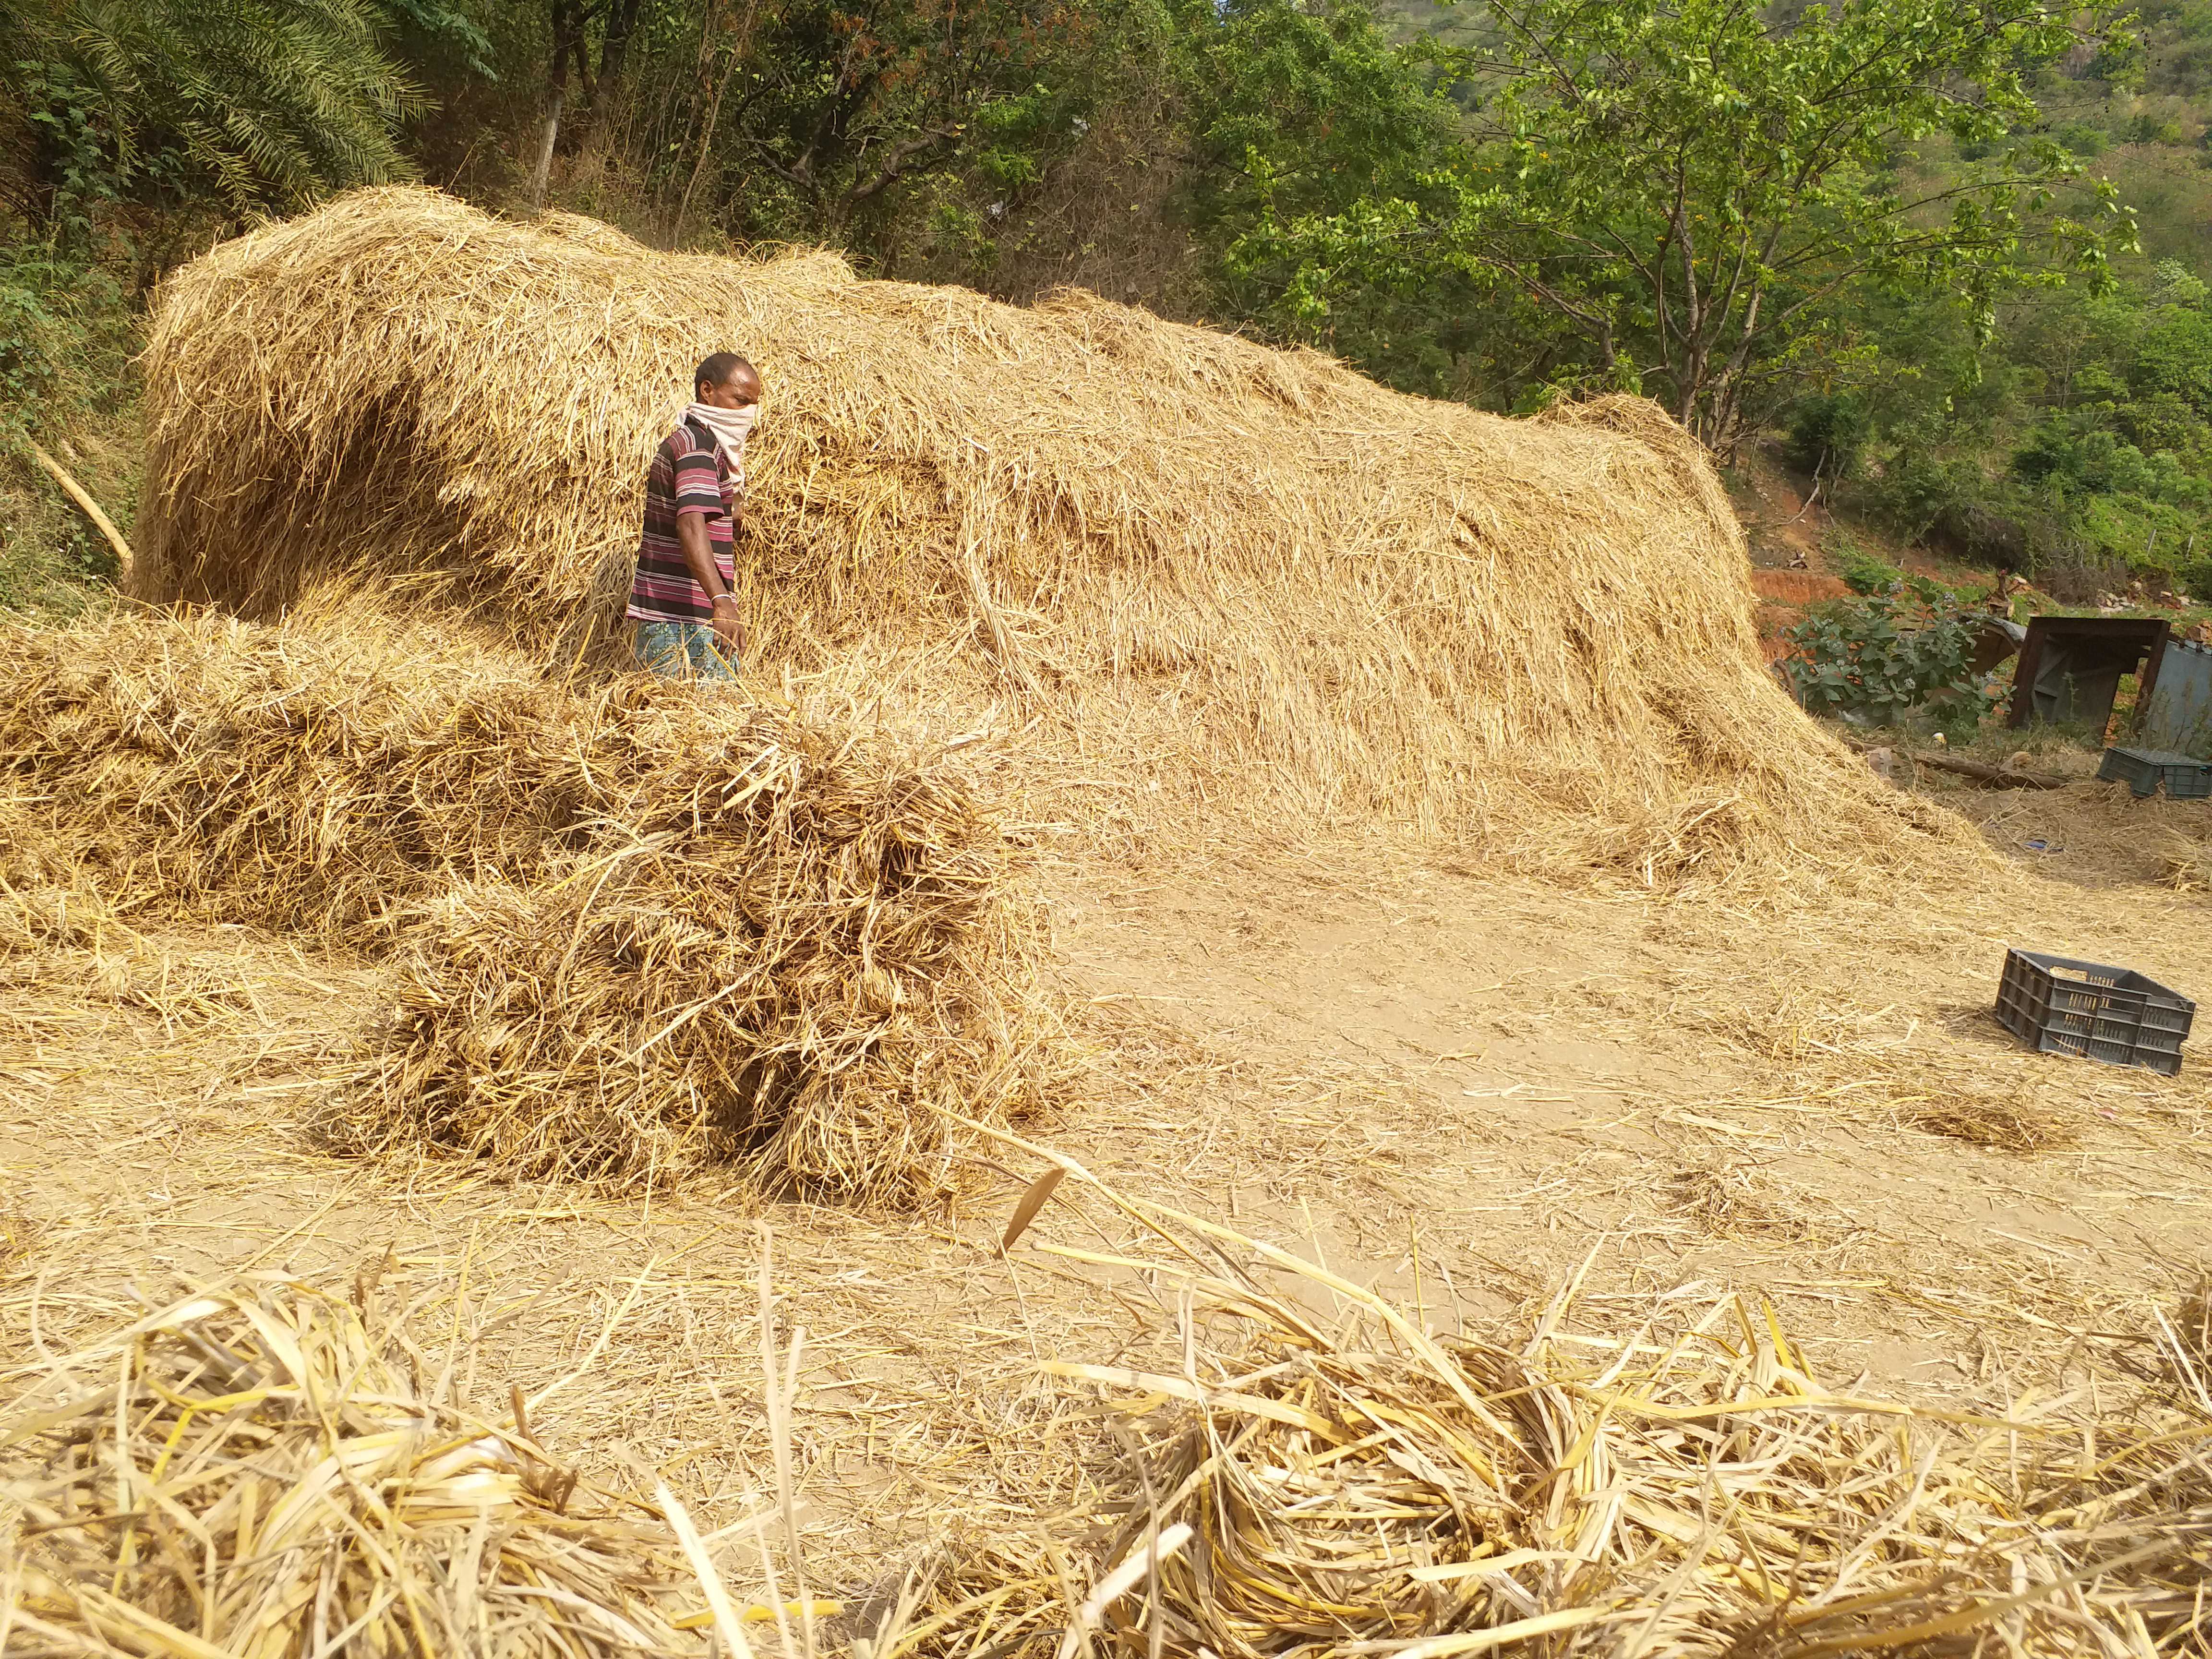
[60, 0, 426, 207]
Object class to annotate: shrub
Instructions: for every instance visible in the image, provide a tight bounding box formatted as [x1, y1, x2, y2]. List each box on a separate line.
[1785, 394, 1870, 479]
[1862, 445, 1980, 543]
[2129, 113, 2186, 145]
[1927, 498, 2029, 566]
[1780, 577, 2003, 734]
[0, 279, 59, 429]
[2056, 120, 2110, 157]
[2036, 544, 2137, 602]
[1827, 534, 1904, 594]
[0, 244, 135, 436]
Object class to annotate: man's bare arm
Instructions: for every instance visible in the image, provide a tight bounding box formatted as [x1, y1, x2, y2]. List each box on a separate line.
[677, 511, 745, 652]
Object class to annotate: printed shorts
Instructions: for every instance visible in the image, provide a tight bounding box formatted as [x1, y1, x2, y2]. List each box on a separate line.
[634, 619, 739, 682]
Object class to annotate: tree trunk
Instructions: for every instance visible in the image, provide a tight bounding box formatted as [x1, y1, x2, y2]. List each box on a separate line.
[672, 0, 760, 241]
[595, 0, 643, 119]
[1676, 358, 1712, 444]
[527, 0, 582, 212]
[673, 50, 739, 241]
[563, 0, 639, 154]
[528, 83, 565, 210]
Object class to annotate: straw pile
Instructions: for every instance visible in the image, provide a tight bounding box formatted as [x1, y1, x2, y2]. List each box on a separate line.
[333, 718, 1043, 1198]
[134, 187, 1973, 879]
[0, 608, 593, 941]
[0, 607, 1045, 1199]
[878, 1154, 2212, 1659]
[2163, 828, 2212, 892]
[0, 1278, 732, 1658]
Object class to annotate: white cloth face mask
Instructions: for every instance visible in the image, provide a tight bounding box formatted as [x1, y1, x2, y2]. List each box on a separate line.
[686, 401, 758, 482]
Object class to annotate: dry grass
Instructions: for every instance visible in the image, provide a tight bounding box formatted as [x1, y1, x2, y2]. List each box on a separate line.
[1665, 1161, 1818, 1241]
[1783, 1038, 2084, 1154]
[2162, 828, 2212, 892]
[329, 744, 1055, 1200]
[873, 1144, 2212, 1659]
[1673, 976, 2110, 1153]
[0, 1279, 689, 1657]
[2, 923, 2208, 1659]
[131, 187, 1983, 885]
[1949, 782, 2212, 890]
[0, 878, 283, 1037]
[10, 1164, 2207, 1659]
[0, 1266, 855, 1659]
[1897, 1096, 2076, 1153]
[0, 607, 649, 944]
[0, 1211, 31, 1273]
[2178, 1282, 2212, 1371]
[0, 607, 1050, 1201]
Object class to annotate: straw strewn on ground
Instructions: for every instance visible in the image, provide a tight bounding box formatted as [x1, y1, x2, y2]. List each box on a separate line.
[135, 187, 1978, 882]
[0, 607, 1046, 1199]
[0, 1278, 726, 1659]
[11, 1233, 2205, 1659]
[875, 1159, 2212, 1659]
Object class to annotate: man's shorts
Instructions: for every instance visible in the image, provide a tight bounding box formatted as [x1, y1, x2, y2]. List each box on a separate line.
[634, 619, 739, 682]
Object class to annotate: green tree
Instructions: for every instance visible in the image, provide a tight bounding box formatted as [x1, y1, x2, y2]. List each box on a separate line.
[2, 0, 454, 222]
[551, 0, 1155, 260]
[1237, 0, 2137, 448]
[1174, 0, 1544, 397]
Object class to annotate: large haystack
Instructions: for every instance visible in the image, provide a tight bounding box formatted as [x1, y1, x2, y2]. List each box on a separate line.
[137, 188, 1970, 879]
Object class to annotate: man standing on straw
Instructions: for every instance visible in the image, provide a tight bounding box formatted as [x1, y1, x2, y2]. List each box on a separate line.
[628, 352, 763, 680]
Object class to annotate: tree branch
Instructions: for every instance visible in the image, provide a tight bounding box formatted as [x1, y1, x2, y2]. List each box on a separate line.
[839, 128, 959, 210]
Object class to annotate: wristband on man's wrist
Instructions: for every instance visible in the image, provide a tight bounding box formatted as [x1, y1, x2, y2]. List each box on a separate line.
[711, 593, 737, 609]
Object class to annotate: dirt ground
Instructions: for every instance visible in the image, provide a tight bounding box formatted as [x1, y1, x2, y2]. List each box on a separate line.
[3, 763, 2209, 1601]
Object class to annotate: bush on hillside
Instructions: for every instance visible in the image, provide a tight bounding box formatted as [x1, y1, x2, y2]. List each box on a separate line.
[1786, 394, 1871, 479]
[0, 276, 59, 427]
[1780, 577, 2003, 736]
[1827, 533, 1903, 594]
[2036, 545, 2139, 602]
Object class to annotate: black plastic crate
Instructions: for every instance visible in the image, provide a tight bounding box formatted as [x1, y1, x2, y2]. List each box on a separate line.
[2098, 746, 2212, 799]
[1995, 949, 2193, 1075]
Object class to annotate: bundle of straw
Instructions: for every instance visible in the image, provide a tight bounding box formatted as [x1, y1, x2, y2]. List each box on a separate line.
[331, 713, 1043, 1199]
[130, 187, 1977, 880]
[0, 608, 1046, 1198]
[0, 1279, 715, 1659]
[2162, 828, 2212, 893]
[886, 1144, 2212, 1659]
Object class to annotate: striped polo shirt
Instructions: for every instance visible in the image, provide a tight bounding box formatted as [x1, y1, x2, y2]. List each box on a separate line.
[627, 416, 736, 624]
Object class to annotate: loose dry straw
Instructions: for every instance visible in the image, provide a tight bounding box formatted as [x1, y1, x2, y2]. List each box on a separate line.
[0, 1280, 727, 1659]
[0, 607, 1056, 1202]
[132, 186, 1985, 885]
[4, 1190, 2205, 1659]
[869, 1122, 2212, 1659]
[0, 1237, 855, 1659]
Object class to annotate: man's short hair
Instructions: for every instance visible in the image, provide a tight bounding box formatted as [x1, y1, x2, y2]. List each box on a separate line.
[694, 351, 757, 396]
